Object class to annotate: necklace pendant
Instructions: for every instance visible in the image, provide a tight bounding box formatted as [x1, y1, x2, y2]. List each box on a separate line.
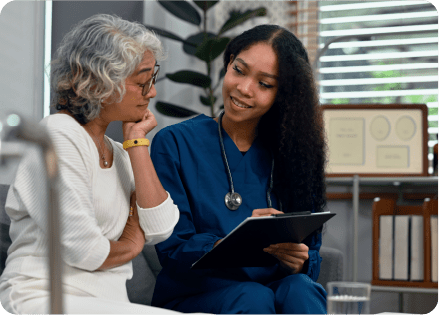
[103, 161, 108, 167]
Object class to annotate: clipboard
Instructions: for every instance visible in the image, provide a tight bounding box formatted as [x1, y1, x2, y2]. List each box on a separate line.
[191, 211, 336, 269]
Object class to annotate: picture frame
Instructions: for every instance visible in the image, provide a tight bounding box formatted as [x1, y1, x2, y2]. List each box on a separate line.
[322, 104, 429, 177]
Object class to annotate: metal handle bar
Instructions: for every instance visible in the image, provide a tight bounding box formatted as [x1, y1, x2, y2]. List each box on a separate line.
[0, 113, 63, 313]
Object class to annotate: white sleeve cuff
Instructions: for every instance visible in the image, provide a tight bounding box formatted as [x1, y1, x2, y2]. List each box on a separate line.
[70, 237, 110, 271]
[137, 192, 179, 245]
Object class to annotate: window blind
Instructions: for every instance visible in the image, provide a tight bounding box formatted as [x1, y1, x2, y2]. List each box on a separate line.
[317, 1, 438, 172]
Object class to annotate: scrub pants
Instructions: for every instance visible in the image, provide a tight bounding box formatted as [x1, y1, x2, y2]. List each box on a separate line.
[169, 273, 327, 314]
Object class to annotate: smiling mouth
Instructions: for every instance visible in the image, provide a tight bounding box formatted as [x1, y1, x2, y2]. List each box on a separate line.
[231, 97, 251, 109]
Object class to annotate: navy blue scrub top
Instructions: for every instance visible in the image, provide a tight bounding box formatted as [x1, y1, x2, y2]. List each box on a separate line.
[150, 114, 323, 308]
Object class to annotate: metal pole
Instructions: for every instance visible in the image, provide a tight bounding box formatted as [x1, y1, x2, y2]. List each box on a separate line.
[0, 113, 63, 313]
[399, 292, 404, 313]
[353, 174, 359, 282]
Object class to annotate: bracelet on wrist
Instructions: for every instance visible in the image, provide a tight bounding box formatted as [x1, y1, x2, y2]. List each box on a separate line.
[123, 138, 150, 150]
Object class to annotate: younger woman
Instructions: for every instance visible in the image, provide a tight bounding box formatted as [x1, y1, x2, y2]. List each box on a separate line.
[151, 24, 327, 314]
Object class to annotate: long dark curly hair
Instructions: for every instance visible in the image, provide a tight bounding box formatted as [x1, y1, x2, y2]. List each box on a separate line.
[223, 25, 327, 214]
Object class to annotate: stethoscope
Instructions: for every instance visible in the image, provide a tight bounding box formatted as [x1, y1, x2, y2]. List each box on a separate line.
[218, 111, 281, 211]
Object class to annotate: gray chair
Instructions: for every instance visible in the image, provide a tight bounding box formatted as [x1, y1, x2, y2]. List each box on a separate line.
[0, 184, 344, 306]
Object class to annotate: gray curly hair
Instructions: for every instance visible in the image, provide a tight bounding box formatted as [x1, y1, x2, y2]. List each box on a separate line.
[50, 14, 165, 124]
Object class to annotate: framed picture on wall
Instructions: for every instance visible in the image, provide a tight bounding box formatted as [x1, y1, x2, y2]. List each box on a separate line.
[322, 104, 429, 177]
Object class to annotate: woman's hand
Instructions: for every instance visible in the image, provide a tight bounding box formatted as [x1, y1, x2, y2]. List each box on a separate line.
[252, 208, 309, 274]
[251, 208, 284, 217]
[263, 242, 309, 274]
[123, 109, 157, 141]
[97, 192, 146, 270]
[118, 191, 146, 255]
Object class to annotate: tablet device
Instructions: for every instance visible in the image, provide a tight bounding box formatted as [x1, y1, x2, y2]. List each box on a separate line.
[191, 211, 335, 269]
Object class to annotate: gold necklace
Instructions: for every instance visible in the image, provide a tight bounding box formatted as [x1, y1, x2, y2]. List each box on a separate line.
[86, 127, 110, 167]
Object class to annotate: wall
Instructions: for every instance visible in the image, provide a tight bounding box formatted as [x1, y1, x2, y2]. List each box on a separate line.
[142, 0, 211, 142]
[0, 0, 45, 185]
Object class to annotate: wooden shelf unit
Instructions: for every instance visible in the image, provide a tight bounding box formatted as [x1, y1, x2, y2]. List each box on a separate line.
[372, 198, 438, 288]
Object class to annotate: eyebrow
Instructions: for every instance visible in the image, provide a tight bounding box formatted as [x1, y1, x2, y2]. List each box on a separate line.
[135, 62, 158, 76]
[235, 58, 278, 79]
[136, 68, 152, 76]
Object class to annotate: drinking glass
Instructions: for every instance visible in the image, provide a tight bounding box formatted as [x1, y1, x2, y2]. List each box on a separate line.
[327, 282, 371, 314]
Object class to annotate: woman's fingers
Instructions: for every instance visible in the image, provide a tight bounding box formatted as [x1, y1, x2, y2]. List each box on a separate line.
[267, 247, 309, 261]
[122, 109, 158, 140]
[122, 192, 145, 248]
[265, 249, 302, 273]
[267, 242, 309, 252]
[265, 248, 308, 259]
[251, 208, 283, 217]
[263, 242, 309, 274]
[137, 109, 158, 134]
[264, 243, 309, 259]
[129, 191, 137, 217]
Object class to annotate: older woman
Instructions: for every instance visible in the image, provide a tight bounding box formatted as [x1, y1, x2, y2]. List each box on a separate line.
[0, 14, 180, 314]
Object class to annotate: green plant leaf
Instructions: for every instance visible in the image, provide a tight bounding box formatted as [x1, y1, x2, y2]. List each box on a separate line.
[219, 8, 267, 35]
[143, 24, 197, 47]
[166, 70, 212, 88]
[200, 95, 216, 106]
[195, 37, 230, 63]
[183, 32, 216, 56]
[193, 1, 219, 12]
[156, 101, 199, 118]
[158, 1, 201, 26]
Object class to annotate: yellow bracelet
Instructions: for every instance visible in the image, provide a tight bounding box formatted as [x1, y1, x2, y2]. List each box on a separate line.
[123, 138, 150, 150]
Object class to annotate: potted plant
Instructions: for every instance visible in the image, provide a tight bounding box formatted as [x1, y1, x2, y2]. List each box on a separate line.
[144, 1, 266, 118]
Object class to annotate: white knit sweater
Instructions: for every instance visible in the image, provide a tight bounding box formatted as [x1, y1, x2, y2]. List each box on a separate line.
[0, 114, 179, 302]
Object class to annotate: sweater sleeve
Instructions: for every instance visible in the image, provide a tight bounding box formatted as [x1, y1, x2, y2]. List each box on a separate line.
[8, 116, 111, 271]
[150, 129, 221, 272]
[137, 191, 179, 246]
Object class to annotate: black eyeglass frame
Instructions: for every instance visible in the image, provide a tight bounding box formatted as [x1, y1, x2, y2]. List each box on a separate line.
[141, 64, 160, 96]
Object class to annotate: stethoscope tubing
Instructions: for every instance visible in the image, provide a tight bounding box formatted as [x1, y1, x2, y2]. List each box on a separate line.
[218, 111, 279, 211]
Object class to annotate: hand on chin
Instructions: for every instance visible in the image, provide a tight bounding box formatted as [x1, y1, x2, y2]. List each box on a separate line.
[123, 109, 157, 140]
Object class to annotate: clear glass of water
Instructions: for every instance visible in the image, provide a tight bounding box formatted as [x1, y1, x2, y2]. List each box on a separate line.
[327, 282, 371, 314]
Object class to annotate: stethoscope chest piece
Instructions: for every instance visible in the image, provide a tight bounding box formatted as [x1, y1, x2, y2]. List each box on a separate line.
[225, 192, 242, 211]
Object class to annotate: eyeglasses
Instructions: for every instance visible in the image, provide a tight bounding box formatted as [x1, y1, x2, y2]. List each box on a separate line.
[140, 64, 160, 96]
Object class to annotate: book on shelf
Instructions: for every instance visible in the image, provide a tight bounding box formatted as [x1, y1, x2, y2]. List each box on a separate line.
[431, 215, 438, 282]
[373, 198, 438, 288]
[379, 215, 393, 280]
[410, 215, 424, 281]
[394, 215, 409, 280]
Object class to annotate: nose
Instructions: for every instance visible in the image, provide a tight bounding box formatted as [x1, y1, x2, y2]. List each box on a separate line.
[145, 83, 157, 99]
[237, 78, 253, 98]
